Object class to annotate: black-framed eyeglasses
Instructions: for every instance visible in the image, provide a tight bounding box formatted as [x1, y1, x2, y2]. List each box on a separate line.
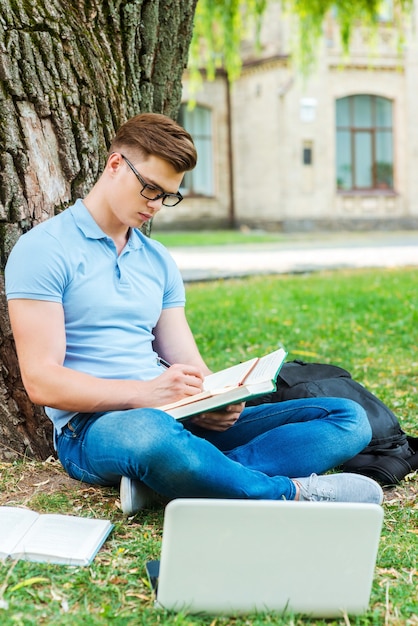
[120, 154, 183, 207]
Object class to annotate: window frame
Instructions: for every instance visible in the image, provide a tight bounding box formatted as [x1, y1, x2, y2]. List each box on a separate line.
[178, 103, 214, 197]
[336, 95, 394, 193]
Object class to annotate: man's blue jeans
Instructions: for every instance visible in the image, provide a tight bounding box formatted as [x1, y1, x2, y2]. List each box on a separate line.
[56, 398, 371, 501]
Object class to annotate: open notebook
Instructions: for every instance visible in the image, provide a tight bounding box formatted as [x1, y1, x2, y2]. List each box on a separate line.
[146, 498, 383, 617]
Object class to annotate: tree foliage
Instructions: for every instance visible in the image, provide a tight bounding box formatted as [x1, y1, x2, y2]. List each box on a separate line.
[190, 0, 268, 81]
[190, 0, 413, 79]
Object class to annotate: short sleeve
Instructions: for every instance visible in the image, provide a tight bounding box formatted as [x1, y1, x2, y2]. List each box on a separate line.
[5, 229, 69, 303]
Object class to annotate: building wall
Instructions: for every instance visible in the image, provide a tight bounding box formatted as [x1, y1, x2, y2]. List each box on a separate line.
[231, 56, 412, 229]
[152, 76, 233, 230]
[155, 2, 418, 231]
[403, 7, 418, 222]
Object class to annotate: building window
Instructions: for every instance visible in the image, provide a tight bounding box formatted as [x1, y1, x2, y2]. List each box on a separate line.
[303, 141, 313, 165]
[178, 104, 213, 196]
[336, 95, 393, 191]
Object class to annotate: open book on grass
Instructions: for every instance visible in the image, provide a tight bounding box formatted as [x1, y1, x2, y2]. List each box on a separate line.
[0, 506, 113, 565]
[159, 347, 287, 420]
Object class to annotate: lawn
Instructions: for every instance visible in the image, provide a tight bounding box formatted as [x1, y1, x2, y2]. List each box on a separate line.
[0, 267, 417, 625]
[151, 228, 290, 247]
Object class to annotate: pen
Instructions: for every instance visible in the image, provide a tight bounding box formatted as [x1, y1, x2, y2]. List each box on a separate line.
[157, 357, 172, 369]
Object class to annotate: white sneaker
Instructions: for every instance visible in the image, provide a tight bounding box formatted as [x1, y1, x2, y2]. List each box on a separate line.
[294, 473, 384, 504]
[120, 476, 161, 515]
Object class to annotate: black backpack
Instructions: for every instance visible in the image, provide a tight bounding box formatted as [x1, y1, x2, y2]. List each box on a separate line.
[247, 360, 418, 487]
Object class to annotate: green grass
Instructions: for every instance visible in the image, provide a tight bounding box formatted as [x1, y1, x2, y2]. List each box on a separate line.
[151, 229, 289, 247]
[186, 268, 418, 433]
[1, 267, 417, 625]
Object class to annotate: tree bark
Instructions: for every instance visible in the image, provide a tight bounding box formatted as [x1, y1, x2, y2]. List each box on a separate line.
[0, 0, 197, 460]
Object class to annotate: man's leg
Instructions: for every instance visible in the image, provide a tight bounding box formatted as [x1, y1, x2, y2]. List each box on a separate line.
[186, 397, 372, 477]
[56, 409, 297, 500]
[56, 401, 382, 511]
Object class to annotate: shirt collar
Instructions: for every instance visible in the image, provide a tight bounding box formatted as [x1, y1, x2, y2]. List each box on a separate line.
[69, 199, 143, 250]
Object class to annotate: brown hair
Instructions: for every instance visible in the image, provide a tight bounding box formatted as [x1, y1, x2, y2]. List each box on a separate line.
[109, 113, 197, 173]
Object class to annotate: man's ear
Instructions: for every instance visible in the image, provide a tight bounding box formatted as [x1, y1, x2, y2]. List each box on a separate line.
[107, 152, 123, 176]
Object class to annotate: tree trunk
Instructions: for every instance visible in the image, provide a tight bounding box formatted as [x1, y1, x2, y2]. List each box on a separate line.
[0, 0, 197, 460]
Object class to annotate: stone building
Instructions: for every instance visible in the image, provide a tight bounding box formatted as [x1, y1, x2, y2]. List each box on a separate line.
[154, 1, 418, 231]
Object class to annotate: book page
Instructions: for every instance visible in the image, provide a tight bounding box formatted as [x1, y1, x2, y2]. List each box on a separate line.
[203, 358, 259, 391]
[244, 348, 287, 385]
[11, 514, 112, 565]
[0, 507, 39, 559]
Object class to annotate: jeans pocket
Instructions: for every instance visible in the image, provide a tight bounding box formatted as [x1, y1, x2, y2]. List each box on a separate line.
[66, 413, 94, 438]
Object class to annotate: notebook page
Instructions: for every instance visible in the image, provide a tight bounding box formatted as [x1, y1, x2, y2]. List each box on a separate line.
[12, 514, 111, 563]
[203, 358, 259, 391]
[244, 349, 287, 384]
[0, 507, 39, 558]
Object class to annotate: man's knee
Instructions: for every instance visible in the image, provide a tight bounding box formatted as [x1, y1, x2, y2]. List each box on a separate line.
[337, 398, 372, 449]
[91, 408, 180, 455]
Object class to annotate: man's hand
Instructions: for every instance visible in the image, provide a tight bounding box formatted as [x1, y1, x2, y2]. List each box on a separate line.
[148, 363, 205, 406]
[190, 402, 245, 431]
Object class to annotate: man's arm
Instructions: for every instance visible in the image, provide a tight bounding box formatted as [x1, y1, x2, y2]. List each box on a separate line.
[152, 306, 211, 374]
[7, 299, 205, 412]
[154, 307, 245, 432]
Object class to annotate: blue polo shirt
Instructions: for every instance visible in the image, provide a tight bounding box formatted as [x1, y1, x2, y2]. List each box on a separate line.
[5, 199, 186, 433]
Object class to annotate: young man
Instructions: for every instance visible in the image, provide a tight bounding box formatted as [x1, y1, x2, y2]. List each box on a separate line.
[5, 113, 383, 514]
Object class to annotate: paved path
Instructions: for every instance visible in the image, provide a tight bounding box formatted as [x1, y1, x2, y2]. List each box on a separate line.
[167, 231, 418, 282]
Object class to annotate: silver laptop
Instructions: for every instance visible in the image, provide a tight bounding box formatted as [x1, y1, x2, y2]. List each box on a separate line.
[146, 498, 383, 617]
